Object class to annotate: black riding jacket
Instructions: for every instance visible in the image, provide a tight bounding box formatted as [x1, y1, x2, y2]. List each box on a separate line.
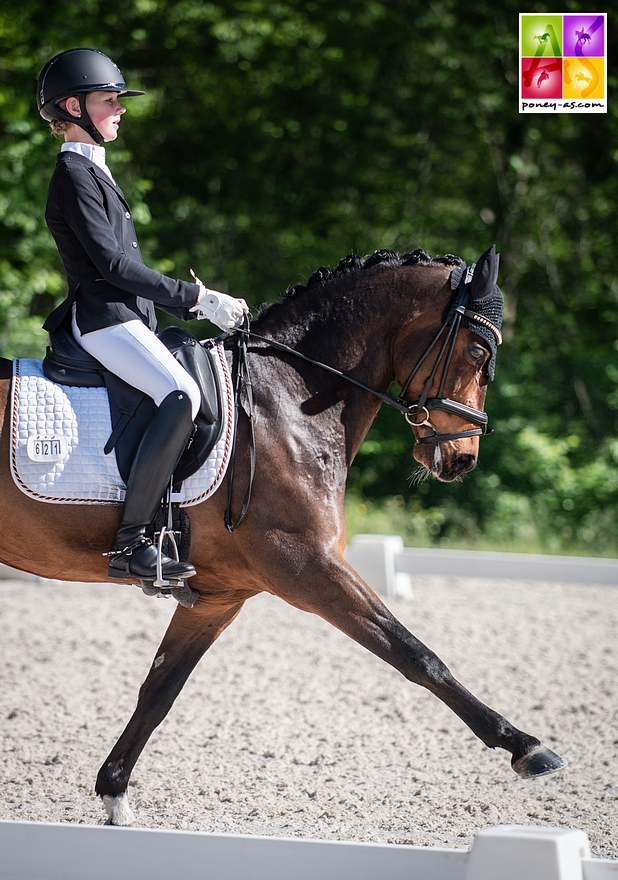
[43, 151, 198, 335]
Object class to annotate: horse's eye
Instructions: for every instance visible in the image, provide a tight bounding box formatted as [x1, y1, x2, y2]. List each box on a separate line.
[468, 345, 488, 364]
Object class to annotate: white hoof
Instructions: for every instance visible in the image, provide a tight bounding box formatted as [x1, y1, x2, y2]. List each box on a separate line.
[102, 792, 138, 826]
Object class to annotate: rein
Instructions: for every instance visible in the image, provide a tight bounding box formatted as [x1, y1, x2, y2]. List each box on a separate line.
[223, 317, 255, 532]
[244, 264, 499, 445]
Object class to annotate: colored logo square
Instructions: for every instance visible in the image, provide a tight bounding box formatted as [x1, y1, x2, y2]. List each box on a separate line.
[521, 57, 563, 99]
[519, 13, 606, 112]
[564, 57, 605, 99]
[521, 15, 563, 56]
[563, 15, 605, 57]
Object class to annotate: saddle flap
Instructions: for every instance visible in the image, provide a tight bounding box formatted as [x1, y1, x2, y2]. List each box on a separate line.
[103, 372, 156, 483]
[157, 326, 220, 425]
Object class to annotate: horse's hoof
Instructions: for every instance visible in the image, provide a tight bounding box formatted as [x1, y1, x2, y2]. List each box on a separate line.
[512, 744, 566, 778]
[101, 792, 138, 827]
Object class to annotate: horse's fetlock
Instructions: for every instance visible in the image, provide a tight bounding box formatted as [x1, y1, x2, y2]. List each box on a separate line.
[96, 759, 130, 797]
[509, 733, 542, 763]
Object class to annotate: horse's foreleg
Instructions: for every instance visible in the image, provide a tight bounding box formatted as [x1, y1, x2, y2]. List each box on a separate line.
[281, 556, 565, 778]
[95, 596, 245, 825]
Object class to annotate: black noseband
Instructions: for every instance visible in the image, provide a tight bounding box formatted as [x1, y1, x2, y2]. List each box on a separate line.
[407, 398, 491, 445]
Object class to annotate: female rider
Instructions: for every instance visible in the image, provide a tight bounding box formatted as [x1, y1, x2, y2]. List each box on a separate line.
[36, 48, 249, 583]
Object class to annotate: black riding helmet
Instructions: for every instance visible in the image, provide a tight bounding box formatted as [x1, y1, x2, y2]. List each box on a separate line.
[37, 48, 144, 144]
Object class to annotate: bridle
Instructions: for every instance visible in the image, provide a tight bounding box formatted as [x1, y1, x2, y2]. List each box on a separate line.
[396, 264, 502, 444]
[223, 262, 501, 529]
[241, 263, 501, 445]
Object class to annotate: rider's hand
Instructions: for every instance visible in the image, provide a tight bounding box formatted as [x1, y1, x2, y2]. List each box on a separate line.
[189, 270, 250, 331]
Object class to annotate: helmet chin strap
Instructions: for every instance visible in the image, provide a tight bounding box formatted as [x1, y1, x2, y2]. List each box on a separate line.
[70, 94, 104, 145]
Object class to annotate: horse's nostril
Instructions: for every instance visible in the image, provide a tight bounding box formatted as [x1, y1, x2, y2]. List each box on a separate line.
[455, 453, 477, 473]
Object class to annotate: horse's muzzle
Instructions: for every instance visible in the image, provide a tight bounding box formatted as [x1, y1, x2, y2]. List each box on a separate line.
[421, 444, 478, 482]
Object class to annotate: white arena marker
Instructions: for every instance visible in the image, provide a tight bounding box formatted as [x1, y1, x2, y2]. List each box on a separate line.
[464, 825, 591, 880]
[344, 534, 413, 598]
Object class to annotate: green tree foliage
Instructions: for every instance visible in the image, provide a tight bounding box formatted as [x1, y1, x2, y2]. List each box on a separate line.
[0, 0, 616, 552]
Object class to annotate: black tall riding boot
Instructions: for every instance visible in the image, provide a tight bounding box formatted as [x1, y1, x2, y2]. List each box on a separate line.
[108, 390, 197, 582]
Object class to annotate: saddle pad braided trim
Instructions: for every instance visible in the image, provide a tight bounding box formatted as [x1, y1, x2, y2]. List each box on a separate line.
[10, 344, 234, 507]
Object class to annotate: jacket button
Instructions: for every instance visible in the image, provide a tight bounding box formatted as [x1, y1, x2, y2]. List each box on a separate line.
[132, 241, 138, 248]
[125, 211, 131, 219]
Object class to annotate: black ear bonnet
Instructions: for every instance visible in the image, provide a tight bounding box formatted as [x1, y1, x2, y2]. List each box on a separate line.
[449, 245, 503, 380]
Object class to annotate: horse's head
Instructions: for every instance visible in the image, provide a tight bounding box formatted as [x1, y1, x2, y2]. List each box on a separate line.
[396, 246, 503, 483]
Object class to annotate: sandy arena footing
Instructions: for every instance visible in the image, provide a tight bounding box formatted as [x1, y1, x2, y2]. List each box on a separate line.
[0, 574, 616, 857]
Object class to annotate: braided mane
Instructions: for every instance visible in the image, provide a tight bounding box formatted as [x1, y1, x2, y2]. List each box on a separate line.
[287, 248, 461, 299]
[258, 249, 463, 320]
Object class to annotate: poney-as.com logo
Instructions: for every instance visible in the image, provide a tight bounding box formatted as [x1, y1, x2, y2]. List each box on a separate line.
[520, 13, 607, 113]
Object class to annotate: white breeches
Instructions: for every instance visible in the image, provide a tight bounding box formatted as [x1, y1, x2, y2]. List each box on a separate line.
[72, 315, 201, 420]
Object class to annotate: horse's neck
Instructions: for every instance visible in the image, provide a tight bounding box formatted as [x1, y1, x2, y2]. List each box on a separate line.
[251, 268, 448, 466]
[256, 271, 418, 388]
[257, 267, 449, 391]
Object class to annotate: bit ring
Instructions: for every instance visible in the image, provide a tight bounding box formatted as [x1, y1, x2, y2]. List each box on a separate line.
[405, 406, 431, 428]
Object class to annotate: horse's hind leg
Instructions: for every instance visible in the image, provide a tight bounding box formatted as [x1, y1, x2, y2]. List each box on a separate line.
[276, 555, 565, 778]
[96, 596, 245, 826]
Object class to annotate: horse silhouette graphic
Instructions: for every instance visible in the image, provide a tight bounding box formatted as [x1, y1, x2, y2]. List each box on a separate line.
[575, 72, 593, 86]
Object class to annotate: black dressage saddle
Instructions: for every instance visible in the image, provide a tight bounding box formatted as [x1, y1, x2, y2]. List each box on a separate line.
[42, 319, 225, 488]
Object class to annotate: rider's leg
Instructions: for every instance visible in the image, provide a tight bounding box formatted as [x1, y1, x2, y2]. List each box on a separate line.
[107, 389, 196, 580]
[73, 318, 201, 580]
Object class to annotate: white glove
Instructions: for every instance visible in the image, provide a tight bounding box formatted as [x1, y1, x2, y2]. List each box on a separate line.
[189, 270, 250, 330]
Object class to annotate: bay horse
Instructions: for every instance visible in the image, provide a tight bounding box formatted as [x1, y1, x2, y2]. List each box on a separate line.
[0, 247, 565, 826]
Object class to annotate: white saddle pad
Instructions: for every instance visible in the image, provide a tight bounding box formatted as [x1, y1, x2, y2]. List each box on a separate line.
[10, 344, 234, 506]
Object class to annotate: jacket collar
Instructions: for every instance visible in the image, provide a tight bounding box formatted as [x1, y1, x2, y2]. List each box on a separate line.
[56, 150, 129, 205]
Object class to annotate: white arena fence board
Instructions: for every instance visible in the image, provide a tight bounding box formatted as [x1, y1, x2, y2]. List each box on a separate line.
[396, 548, 618, 585]
[577, 861, 618, 880]
[585, 863, 618, 879]
[0, 820, 465, 880]
[344, 535, 618, 598]
[0, 821, 616, 880]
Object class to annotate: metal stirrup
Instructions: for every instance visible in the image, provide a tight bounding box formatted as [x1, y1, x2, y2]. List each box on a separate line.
[153, 479, 181, 587]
